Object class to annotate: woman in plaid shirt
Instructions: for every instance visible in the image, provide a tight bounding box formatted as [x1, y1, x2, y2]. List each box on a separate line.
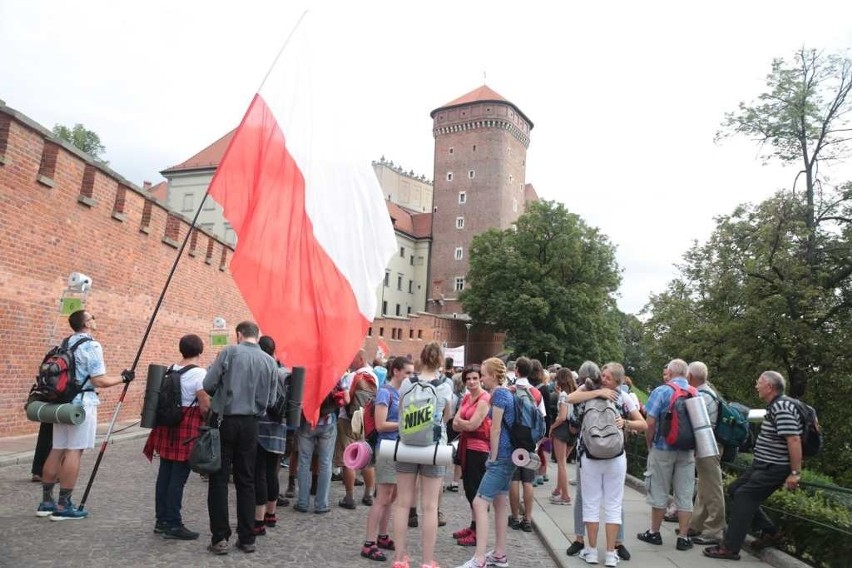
[143, 334, 210, 541]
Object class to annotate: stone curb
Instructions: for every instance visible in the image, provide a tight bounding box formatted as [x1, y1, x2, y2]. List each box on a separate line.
[531, 498, 570, 568]
[0, 428, 149, 468]
[624, 473, 812, 568]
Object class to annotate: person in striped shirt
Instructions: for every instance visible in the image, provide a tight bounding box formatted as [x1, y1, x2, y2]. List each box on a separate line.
[704, 371, 803, 561]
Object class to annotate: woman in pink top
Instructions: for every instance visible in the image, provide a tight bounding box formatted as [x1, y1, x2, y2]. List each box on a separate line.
[451, 365, 491, 547]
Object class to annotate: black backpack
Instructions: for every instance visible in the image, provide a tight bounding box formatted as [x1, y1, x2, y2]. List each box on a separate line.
[155, 365, 197, 427]
[265, 369, 290, 424]
[783, 397, 822, 457]
[30, 337, 93, 403]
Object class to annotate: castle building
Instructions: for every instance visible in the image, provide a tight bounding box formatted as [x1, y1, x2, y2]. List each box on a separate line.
[426, 85, 534, 316]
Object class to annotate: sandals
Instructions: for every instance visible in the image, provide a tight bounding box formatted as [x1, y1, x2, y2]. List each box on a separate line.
[703, 545, 741, 561]
[377, 535, 395, 550]
[362, 544, 387, 561]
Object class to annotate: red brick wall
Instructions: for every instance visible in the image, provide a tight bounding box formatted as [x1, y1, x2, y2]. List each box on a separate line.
[0, 106, 250, 436]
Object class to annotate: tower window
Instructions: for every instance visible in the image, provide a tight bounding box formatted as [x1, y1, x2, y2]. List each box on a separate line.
[446, 172, 453, 182]
[384, 271, 390, 287]
[400, 246, 405, 258]
[454, 247, 463, 260]
[468, 170, 475, 179]
[513, 199, 518, 213]
[458, 192, 466, 204]
[456, 217, 464, 229]
[449, 147, 454, 155]
[509, 175, 513, 182]
[454, 277, 465, 291]
[473, 145, 477, 151]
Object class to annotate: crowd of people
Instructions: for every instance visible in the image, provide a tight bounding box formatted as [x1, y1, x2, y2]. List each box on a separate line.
[30, 311, 813, 567]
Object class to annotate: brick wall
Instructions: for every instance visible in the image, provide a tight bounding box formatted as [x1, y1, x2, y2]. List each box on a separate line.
[0, 105, 250, 436]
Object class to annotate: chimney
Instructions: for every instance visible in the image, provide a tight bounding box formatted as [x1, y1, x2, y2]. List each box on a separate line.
[142, 180, 152, 191]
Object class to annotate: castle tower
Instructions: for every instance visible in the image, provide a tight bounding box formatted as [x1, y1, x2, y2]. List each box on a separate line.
[427, 85, 533, 315]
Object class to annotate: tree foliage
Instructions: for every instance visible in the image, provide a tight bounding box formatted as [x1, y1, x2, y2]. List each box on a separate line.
[461, 200, 622, 369]
[645, 48, 852, 483]
[52, 123, 108, 164]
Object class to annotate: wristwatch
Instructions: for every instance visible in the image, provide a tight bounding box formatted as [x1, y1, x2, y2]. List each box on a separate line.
[790, 470, 801, 476]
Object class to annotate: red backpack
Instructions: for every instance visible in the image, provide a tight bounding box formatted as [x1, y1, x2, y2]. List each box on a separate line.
[359, 384, 394, 446]
[29, 337, 93, 403]
[660, 383, 698, 450]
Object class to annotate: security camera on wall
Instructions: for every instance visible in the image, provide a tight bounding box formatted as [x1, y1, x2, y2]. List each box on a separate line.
[67, 272, 92, 293]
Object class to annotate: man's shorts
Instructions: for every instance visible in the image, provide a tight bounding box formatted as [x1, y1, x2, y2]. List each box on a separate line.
[334, 418, 362, 468]
[477, 457, 515, 502]
[52, 404, 97, 450]
[512, 464, 535, 483]
[644, 447, 696, 511]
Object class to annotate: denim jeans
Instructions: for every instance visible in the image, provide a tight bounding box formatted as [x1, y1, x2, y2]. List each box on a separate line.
[297, 419, 337, 511]
[155, 458, 192, 527]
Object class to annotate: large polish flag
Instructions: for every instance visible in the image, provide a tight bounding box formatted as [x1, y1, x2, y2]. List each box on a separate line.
[208, 15, 396, 425]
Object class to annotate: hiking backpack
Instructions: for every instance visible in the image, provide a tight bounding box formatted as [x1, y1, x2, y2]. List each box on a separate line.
[29, 337, 93, 404]
[347, 371, 377, 416]
[155, 365, 197, 427]
[704, 390, 750, 449]
[580, 397, 624, 460]
[659, 383, 698, 450]
[504, 386, 546, 452]
[358, 384, 394, 447]
[783, 397, 822, 457]
[399, 376, 441, 446]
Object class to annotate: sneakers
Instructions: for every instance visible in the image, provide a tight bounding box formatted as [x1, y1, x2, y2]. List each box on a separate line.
[163, 525, 200, 540]
[519, 518, 532, 532]
[676, 537, 693, 551]
[453, 527, 474, 540]
[636, 530, 662, 545]
[208, 540, 229, 555]
[284, 484, 296, 498]
[392, 557, 411, 568]
[485, 550, 508, 568]
[235, 540, 256, 553]
[36, 501, 56, 518]
[456, 557, 486, 568]
[408, 509, 419, 528]
[50, 502, 88, 521]
[447, 482, 460, 492]
[264, 512, 277, 528]
[508, 517, 521, 530]
[566, 540, 585, 556]
[533, 475, 544, 486]
[339, 496, 357, 510]
[579, 548, 599, 564]
[549, 495, 572, 505]
[153, 521, 168, 534]
[456, 533, 476, 547]
[615, 544, 631, 561]
[605, 551, 619, 567]
[437, 510, 447, 527]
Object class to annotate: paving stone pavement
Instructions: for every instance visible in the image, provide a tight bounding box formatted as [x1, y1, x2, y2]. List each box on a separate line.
[0, 437, 557, 568]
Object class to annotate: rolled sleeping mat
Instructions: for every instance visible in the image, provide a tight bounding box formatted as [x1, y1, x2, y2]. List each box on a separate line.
[511, 448, 542, 470]
[285, 366, 305, 429]
[140, 364, 168, 429]
[26, 401, 86, 425]
[343, 441, 373, 470]
[686, 396, 719, 458]
[376, 439, 454, 466]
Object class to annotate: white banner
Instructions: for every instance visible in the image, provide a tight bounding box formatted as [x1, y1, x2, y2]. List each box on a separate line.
[444, 345, 465, 367]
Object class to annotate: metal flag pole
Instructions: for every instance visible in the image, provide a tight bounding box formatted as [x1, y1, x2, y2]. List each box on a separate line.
[77, 186, 213, 511]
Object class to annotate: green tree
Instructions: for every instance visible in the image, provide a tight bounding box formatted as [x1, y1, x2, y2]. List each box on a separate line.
[460, 200, 622, 369]
[52, 123, 108, 164]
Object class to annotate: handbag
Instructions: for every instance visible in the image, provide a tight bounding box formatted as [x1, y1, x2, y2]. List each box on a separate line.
[188, 367, 229, 474]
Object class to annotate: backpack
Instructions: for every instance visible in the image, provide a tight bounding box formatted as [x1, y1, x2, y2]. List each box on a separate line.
[704, 390, 750, 449]
[29, 337, 93, 404]
[580, 397, 624, 459]
[400, 376, 441, 446]
[659, 382, 698, 450]
[356, 384, 394, 447]
[265, 369, 290, 424]
[347, 371, 377, 416]
[504, 386, 546, 452]
[784, 397, 822, 457]
[155, 365, 197, 427]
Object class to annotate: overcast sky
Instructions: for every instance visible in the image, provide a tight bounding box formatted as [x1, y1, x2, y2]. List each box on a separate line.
[2, 1, 851, 314]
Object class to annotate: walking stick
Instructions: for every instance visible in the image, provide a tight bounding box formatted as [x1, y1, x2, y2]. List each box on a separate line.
[78, 186, 213, 511]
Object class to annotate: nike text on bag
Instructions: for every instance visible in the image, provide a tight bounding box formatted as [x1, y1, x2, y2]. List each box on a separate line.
[506, 388, 546, 453]
[29, 337, 93, 404]
[400, 380, 440, 446]
[155, 365, 197, 428]
[581, 397, 624, 460]
[785, 397, 822, 457]
[660, 383, 698, 450]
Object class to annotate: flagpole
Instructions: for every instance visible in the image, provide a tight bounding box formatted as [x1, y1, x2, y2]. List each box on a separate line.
[257, 10, 309, 91]
[77, 186, 214, 511]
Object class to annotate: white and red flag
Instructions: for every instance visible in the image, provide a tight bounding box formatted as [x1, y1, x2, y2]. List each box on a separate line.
[208, 15, 396, 425]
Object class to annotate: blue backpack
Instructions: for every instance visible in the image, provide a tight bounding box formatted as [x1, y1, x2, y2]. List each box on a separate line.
[504, 386, 546, 452]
